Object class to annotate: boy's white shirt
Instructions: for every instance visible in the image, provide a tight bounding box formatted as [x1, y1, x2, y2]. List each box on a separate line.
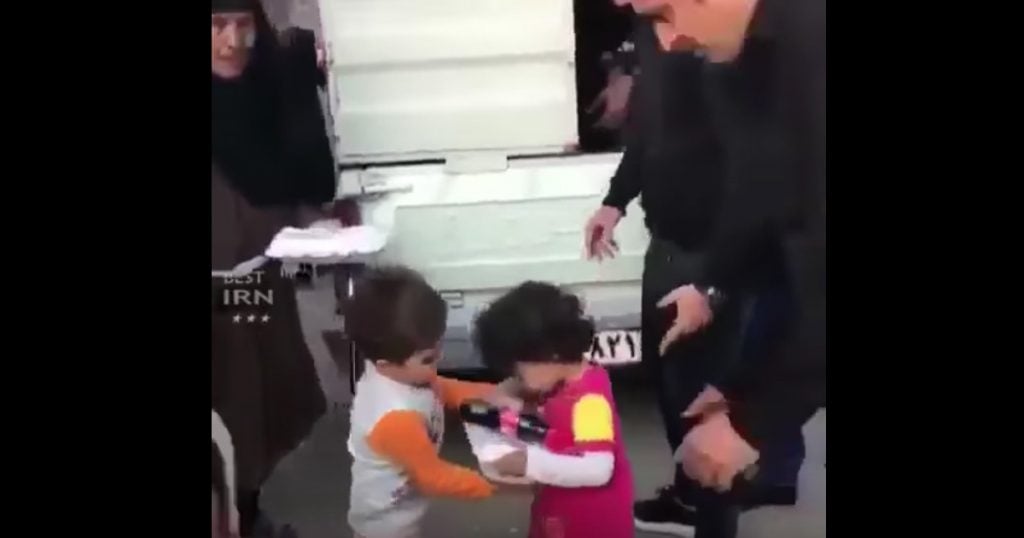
[525, 446, 615, 488]
[348, 362, 445, 538]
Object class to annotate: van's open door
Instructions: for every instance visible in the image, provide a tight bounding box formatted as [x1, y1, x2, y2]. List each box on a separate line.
[319, 0, 579, 165]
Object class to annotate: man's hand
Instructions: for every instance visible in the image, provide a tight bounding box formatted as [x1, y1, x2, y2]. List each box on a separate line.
[491, 450, 527, 477]
[316, 43, 327, 70]
[657, 285, 713, 355]
[681, 385, 727, 419]
[675, 412, 759, 492]
[584, 206, 624, 261]
[587, 70, 634, 130]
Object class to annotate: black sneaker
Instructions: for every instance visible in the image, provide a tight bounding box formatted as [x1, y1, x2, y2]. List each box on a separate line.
[741, 484, 798, 510]
[634, 486, 698, 537]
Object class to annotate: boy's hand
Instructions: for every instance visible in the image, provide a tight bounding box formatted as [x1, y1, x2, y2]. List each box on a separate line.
[481, 378, 525, 412]
[489, 480, 536, 496]
[491, 450, 527, 477]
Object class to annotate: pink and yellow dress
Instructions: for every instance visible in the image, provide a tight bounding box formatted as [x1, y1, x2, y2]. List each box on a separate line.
[528, 365, 635, 538]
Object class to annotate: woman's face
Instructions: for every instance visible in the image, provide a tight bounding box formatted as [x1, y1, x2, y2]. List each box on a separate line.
[212, 11, 257, 79]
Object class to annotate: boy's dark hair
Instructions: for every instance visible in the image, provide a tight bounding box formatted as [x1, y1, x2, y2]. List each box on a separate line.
[474, 281, 595, 374]
[345, 266, 447, 364]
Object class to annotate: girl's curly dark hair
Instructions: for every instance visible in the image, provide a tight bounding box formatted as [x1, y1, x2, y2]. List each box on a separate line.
[474, 282, 595, 374]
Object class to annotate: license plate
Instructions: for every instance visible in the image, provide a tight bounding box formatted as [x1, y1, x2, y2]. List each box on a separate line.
[585, 329, 641, 366]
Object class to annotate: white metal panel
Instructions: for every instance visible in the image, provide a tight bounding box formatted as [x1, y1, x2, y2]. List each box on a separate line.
[342, 154, 648, 367]
[319, 0, 578, 163]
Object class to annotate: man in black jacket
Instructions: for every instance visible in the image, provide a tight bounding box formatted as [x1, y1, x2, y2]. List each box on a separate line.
[583, 16, 750, 537]
[588, 0, 825, 536]
[629, 0, 825, 536]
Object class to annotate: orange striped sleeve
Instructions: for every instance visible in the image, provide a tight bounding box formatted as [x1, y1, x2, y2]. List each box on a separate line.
[434, 376, 496, 410]
[366, 410, 495, 499]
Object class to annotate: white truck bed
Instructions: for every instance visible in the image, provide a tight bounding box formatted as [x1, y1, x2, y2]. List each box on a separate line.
[340, 153, 648, 369]
[317, 0, 649, 370]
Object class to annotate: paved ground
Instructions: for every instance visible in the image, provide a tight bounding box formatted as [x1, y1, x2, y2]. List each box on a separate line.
[266, 282, 825, 538]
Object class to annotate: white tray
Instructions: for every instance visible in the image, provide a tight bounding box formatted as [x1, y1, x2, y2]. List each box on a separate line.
[264, 222, 387, 263]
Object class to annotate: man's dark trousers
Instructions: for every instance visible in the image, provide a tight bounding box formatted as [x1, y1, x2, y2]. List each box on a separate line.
[741, 284, 805, 490]
[641, 236, 748, 538]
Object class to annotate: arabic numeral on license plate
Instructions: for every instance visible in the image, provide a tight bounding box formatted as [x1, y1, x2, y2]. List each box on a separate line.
[587, 329, 641, 365]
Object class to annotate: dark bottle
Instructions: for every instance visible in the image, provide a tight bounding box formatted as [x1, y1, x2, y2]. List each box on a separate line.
[459, 399, 550, 444]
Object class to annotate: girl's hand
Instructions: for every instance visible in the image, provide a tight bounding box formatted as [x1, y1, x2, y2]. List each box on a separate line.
[492, 450, 527, 477]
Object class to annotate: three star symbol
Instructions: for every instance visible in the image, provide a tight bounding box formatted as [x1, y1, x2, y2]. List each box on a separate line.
[231, 314, 271, 323]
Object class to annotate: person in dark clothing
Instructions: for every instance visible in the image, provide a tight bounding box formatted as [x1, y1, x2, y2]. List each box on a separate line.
[583, 17, 747, 537]
[623, 0, 825, 537]
[574, 0, 635, 151]
[589, 21, 729, 259]
[212, 0, 335, 209]
[211, 1, 334, 535]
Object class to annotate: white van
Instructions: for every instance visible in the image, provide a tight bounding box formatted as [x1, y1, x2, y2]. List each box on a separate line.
[318, 0, 649, 372]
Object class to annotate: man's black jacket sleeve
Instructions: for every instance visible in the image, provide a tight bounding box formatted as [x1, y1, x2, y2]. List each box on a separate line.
[601, 25, 646, 212]
[601, 89, 645, 211]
